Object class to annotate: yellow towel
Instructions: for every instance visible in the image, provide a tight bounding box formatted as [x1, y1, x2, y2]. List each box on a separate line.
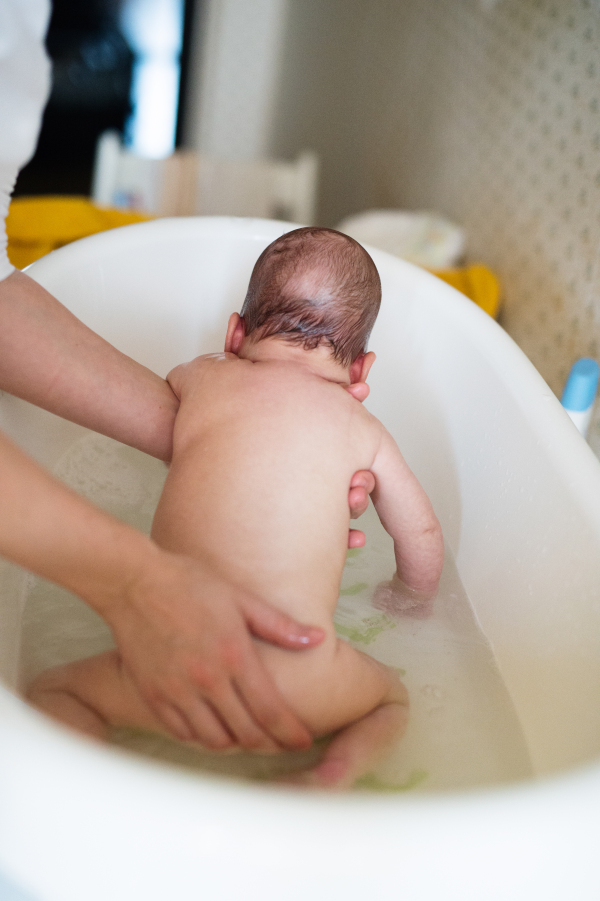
[431, 264, 501, 318]
[6, 195, 153, 269]
[7, 199, 502, 321]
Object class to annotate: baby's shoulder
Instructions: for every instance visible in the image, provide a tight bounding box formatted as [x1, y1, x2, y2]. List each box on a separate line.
[180, 352, 243, 378]
[169, 352, 249, 394]
[350, 398, 386, 451]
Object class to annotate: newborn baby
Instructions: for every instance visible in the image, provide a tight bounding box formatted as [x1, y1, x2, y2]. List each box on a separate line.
[28, 227, 444, 789]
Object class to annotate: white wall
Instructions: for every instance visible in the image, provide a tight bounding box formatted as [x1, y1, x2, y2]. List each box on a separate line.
[184, 0, 289, 159]
[185, 0, 600, 440]
[277, 0, 600, 444]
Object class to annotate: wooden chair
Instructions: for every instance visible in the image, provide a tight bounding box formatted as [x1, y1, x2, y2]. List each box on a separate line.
[91, 130, 319, 225]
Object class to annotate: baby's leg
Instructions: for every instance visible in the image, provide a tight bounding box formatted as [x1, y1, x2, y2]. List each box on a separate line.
[283, 695, 408, 790]
[27, 651, 164, 741]
[316, 697, 408, 789]
[274, 639, 409, 789]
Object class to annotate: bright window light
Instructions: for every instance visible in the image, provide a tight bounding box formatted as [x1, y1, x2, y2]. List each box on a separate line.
[120, 0, 184, 158]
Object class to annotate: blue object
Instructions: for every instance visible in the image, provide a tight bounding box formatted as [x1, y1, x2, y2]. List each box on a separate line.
[561, 358, 600, 412]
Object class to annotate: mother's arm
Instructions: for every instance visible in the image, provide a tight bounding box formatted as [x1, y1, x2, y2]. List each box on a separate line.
[0, 270, 178, 461]
[0, 271, 324, 750]
[0, 270, 373, 747]
[0, 428, 324, 750]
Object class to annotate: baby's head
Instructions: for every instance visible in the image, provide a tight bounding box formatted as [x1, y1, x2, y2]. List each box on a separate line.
[240, 227, 381, 367]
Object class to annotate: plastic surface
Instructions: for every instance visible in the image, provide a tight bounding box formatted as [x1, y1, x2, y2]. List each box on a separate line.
[2, 218, 600, 900]
[338, 209, 465, 268]
[0, 871, 38, 901]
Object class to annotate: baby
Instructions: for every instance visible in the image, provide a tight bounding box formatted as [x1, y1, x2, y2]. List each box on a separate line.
[27, 227, 444, 789]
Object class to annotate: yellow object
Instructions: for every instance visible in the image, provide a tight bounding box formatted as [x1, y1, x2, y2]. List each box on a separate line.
[6, 195, 153, 269]
[431, 263, 501, 318]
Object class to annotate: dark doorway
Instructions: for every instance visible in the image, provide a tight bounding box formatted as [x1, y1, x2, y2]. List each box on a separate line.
[14, 0, 193, 198]
[14, 0, 134, 197]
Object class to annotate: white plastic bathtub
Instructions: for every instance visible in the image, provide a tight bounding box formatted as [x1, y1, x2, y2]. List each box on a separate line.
[2, 217, 600, 900]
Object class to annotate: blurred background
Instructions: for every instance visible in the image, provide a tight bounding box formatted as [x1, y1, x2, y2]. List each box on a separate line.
[14, 0, 190, 193]
[10, 0, 600, 446]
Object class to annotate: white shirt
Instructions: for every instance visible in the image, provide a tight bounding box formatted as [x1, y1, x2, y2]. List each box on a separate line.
[0, 0, 51, 281]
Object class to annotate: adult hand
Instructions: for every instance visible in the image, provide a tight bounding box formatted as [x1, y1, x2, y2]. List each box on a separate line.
[0, 271, 179, 462]
[108, 547, 324, 751]
[344, 375, 375, 547]
[0, 429, 322, 752]
[347, 469, 376, 548]
[345, 381, 370, 403]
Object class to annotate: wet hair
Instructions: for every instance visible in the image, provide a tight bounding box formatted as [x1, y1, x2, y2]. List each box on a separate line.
[240, 226, 381, 366]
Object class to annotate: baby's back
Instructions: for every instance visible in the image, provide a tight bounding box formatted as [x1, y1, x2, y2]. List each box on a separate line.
[152, 354, 381, 630]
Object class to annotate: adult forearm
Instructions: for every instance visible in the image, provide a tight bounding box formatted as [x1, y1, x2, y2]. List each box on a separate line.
[0, 428, 159, 619]
[0, 270, 178, 461]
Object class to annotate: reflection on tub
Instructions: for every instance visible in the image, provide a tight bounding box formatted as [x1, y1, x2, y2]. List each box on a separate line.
[18, 432, 532, 792]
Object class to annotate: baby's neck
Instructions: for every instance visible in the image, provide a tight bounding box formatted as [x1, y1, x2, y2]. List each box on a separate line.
[238, 336, 351, 385]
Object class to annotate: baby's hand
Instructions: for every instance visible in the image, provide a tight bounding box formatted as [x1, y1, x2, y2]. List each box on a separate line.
[373, 574, 435, 619]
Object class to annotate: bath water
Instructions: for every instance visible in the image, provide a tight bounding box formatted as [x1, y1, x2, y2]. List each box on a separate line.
[18, 434, 532, 792]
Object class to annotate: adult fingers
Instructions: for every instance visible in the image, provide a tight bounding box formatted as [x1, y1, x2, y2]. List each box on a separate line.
[208, 682, 281, 752]
[346, 382, 370, 402]
[349, 469, 376, 493]
[146, 649, 288, 751]
[242, 596, 325, 650]
[150, 698, 195, 742]
[348, 528, 366, 549]
[179, 646, 300, 751]
[174, 695, 238, 750]
[150, 693, 235, 750]
[348, 470, 375, 519]
[348, 485, 368, 519]
[231, 646, 313, 751]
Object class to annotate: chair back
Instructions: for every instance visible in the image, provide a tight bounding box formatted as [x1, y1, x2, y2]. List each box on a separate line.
[92, 131, 319, 224]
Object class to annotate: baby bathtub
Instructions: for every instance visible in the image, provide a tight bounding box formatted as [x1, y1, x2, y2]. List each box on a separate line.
[1, 217, 600, 901]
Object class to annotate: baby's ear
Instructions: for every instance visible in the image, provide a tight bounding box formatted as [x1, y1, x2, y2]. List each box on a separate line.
[224, 313, 246, 354]
[349, 351, 376, 386]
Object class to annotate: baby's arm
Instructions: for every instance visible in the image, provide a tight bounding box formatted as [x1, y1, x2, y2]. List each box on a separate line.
[370, 427, 444, 598]
[0, 271, 179, 461]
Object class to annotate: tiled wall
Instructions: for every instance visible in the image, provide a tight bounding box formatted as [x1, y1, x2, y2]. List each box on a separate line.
[271, 0, 600, 448]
